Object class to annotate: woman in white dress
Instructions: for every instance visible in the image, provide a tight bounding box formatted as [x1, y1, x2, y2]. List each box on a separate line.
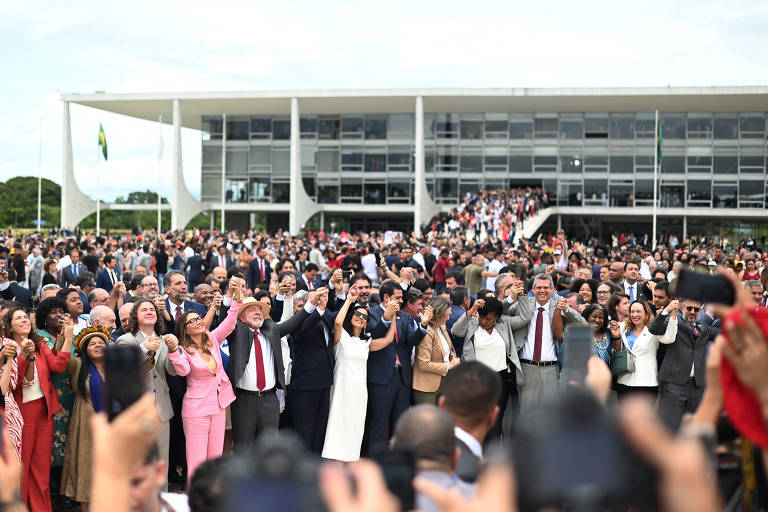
[322, 285, 396, 462]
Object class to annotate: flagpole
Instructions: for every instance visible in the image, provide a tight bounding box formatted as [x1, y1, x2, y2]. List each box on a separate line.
[652, 109, 658, 247]
[158, 115, 162, 234]
[37, 117, 42, 231]
[96, 137, 101, 236]
[220, 113, 226, 232]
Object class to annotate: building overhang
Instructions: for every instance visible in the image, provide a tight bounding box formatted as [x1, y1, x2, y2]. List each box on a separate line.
[62, 86, 768, 131]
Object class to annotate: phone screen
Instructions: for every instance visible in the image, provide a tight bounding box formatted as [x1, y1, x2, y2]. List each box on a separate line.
[105, 344, 145, 421]
[673, 268, 735, 306]
[563, 325, 593, 384]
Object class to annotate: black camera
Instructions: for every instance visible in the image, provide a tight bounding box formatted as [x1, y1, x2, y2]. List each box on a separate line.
[513, 388, 658, 511]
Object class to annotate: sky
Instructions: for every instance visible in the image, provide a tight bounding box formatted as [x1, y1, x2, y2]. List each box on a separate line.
[1, 0, 767, 202]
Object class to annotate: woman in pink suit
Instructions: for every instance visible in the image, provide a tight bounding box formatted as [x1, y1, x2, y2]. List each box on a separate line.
[167, 282, 242, 480]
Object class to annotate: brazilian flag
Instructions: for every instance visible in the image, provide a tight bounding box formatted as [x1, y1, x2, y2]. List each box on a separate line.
[98, 123, 108, 161]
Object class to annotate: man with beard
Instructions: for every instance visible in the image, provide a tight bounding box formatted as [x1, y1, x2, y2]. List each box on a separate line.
[350, 273, 373, 308]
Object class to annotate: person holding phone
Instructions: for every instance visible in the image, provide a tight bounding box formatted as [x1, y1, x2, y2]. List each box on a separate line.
[6, 304, 73, 512]
[168, 280, 243, 481]
[322, 285, 396, 461]
[412, 297, 458, 405]
[61, 326, 111, 509]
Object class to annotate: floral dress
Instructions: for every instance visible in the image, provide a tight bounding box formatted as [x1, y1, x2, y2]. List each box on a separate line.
[39, 329, 77, 466]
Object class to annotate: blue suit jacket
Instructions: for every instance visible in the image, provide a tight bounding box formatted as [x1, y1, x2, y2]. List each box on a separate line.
[96, 268, 120, 293]
[247, 258, 272, 292]
[366, 306, 426, 386]
[290, 309, 337, 391]
[163, 299, 206, 334]
[446, 305, 466, 357]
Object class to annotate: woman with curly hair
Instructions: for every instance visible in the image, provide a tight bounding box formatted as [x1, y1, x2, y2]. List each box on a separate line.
[6, 303, 73, 512]
[569, 278, 599, 305]
[61, 326, 110, 511]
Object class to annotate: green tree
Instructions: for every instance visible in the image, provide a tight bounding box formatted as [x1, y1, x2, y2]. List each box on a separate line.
[0, 176, 61, 228]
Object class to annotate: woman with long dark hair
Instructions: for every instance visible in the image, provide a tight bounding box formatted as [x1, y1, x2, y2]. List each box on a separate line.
[61, 326, 110, 511]
[322, 285, 396, 462]
[6, 304, 73, 512]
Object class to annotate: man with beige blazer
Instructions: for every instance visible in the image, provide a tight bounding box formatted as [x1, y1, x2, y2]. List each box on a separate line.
[503, 273, 587, 411]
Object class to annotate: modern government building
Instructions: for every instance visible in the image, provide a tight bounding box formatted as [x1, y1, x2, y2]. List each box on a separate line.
[61, 87, 768, 239]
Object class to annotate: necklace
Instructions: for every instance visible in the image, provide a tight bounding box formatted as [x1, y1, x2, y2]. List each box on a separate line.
[593, 334, 609, 350]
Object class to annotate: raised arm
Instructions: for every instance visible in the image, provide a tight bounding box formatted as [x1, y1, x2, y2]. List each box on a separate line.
[452, 298, 483, 337]
[333, 287, 356, 346]
[209, 280, 242, 343]
[370, 316, 397, 351]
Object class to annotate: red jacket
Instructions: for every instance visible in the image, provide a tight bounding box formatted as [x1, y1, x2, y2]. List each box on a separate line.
[14, 342, 71, 418]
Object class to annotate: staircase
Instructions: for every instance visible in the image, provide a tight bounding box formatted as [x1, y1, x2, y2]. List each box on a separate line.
[513, 208, 554, 245]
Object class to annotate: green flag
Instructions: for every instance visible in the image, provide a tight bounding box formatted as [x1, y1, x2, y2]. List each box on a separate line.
[656, 117, 663, 163]
[98, 123, 108, 161]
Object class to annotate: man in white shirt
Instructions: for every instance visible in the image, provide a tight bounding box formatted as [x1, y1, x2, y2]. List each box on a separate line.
[619, 261, 649, 302]
[439, 361, 500, 483]
[486, 251, 505, 291]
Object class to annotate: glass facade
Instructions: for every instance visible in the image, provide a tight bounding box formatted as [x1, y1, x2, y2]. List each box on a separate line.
[201, 111, 767, 208]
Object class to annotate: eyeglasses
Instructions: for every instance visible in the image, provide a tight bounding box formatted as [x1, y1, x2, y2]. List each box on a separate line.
[597, 290, 611, 295]
[186, 317, 203, 325]
[353, 311, 369, 321]
[685, 306, 701, 312]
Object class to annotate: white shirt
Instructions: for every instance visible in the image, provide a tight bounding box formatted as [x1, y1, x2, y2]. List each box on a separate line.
[437, 328, 451, 363]
[486, 259, 504, 289]
[473, 326, 507, 372]
[168, 300, 186, 321]
[361, 253, 378, 281]
[237, 327, 277, 392]
[454, 426, 483, 460]
[624, 282, 639, 301]
[521, 304, 557, 362]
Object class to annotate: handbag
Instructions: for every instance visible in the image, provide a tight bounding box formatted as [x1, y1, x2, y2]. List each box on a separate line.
[611, 346, 636, 376]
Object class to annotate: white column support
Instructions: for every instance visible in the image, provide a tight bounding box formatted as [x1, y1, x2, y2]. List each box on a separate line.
[413, 96, 438, 236]
[220, 113, 227, 232]
[682, 215, 687, 241]
[289, 98, 319, 235]
[171, 99, 203, 231]
[60, 101, 96, 229]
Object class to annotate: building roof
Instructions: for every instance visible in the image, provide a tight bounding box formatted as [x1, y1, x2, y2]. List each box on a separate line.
[62, 86, 768, 131]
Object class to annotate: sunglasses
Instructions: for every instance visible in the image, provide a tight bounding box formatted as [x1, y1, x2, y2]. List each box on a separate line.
[186, 316, 203, 325]
[685, 306, 701, 312]
[353, 311, 369, 321]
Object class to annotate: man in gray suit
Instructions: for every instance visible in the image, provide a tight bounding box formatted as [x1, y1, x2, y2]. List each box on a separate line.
[115, 299, 178, 479]
[650, 297, 719, 430]
[504, 273, 586, 411]
[439, 361, 501, 483]
[392, 405, 475, 512]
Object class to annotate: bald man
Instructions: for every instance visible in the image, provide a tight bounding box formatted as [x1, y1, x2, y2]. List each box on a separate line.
[211, 266, 228, 281]
[90, 305, 117, 332]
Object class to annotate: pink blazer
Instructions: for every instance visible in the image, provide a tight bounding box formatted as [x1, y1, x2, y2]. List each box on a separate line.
[169, 302, 240, 418]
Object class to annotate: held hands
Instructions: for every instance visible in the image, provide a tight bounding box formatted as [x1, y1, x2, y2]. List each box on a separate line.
[468, 299, 485, 316]
[347, 284, 360, 302]
[20, 339, 35, 359]
[664, 299, 680, 314]
[0, 341, 18, 360]
[163, 334, 179, 353]
[154, 295, 167, 313]
[143, 335, 161, 353]
[421, 305, 434, 326]
[310, 287, 329, 306]
[61, 316, 74, 341]
[211, 293, 223, 310]
[329, 269, 344, 288]
[609, 320, 621, 338]
[556, 296, 568, 312]
[399, 267, 414, 283]
[382, 299, 400, 321]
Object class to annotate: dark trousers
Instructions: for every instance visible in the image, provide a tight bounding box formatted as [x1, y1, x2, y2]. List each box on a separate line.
[659, 380, 705, 431]
[290, 388, 331, 455]
[615, 384, 658, 402]
[487, 369, 518, 443]
[366, 370, 411, 455]
[231, 388, 280, 454]
[167, 374, 187, 485]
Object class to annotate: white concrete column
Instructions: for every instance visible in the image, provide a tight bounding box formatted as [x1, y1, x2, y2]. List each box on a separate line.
[682, 215, 687, 241]
[414, 96, 425, 237]
[60, 100, 96, 229]
[171, 99, 203, 231]
[289, 98, 319, 235]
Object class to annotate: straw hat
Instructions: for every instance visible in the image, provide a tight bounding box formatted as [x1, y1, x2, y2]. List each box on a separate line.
[237, 297, 271, 320]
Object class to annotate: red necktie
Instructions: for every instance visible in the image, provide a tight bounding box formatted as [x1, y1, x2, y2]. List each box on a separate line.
[393, 318, 401, 367]
[533, 307, 544, 362]
[175, 305, 182, 323]
[308, 279, 313, 290]
[260, 260, 265, 282]
[253, 329, 266, 390]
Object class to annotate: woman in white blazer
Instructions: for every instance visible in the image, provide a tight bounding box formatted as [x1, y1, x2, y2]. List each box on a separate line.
[611, 299, 678, 400]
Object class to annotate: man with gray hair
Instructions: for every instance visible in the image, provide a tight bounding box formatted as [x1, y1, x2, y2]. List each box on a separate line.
[505, 273, 586, 410]
[90, 305, 117, 332]
[745, 279, 765, 306]
[40, 283, 61, 300]
[392, 405, 475, 512]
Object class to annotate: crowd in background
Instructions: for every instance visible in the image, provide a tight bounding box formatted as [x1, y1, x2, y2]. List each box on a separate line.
[1, 188, 768, 512]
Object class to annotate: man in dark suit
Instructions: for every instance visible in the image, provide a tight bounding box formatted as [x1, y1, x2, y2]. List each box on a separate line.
[294, 263, 319, 292]
[447, 286, 470, 357]
[96, 254, 121, 293]
[366, 279, 427, 454]
[81, 245, 100, 275]
[59, 248, 82, 288]
[649, 297, 719, 430]
[208, 245, 234, 273]
[618, 261, 651, 302]
[162, 270, 206, 333]
[185, 246, 205, 289]
[0, 257, 32, 308]
[247, 246, 272, 292]
[439, 361, 501, 483]
[226, 292, 318, 453]
[289, 271, 345, 454]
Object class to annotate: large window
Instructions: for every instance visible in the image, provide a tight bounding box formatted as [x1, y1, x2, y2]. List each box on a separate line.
[609, 181, 633, 206]
[509, 152, 532, 173]
[387, 146, 412, 171]
[740, 113, 765, 139]
[225, 150, 248, 176]
[610, 155, 633, 173]
[559, 115, 583, 140]
[584, 150, 608, 173]
[341, 149, 363, 171]
[485, 114, 508, 139]
[610, 115, 634, 139]
[662, 114, 686, 139]
[436, 114, 459, 138]
[272, 149, 289, 176]
[460, 117, 484, 139]
[484, 147, 507, 171]
[388, 114, 412, 139]
[509, 115, 533, 139]
[584, 179, 607, 205]
[635, 113, 655, 139]
[226, 120, 249, 140]
[584, 114, 609, 139]
[202, 117, 223, 140]
[739, 180, 764, 207]
[714, 150, 738, 174]
[534, 115, 558, 138]
[317, 180, 339, 204]
[661, 154, 685, 173]
[364, 182, 386, 204]
[318, 117, 340, 139]
[714, 116, 738, 139]
[341, 117, 364, 139]
[273, 119, 290, 140]
[460, 148, 483, 173]
[740, 149, 765, 174]
[317, 149, 339, 173]
[560, 152, 582, 173]
[713, 184, 737, 208]
[687, 114, 712, 139]
[436, 146, 458, 171]
[365, 117, 387, 140]
[364, 151, 386, 172]
[687, 180, 711, 206]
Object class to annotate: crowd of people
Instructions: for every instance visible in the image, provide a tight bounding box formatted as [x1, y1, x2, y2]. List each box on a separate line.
[1, 188, 768, 511]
